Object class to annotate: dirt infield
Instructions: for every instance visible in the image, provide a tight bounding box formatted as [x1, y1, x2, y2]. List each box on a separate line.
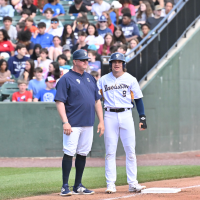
[1, 151, 200, 167]
[14, 177, 200, 200]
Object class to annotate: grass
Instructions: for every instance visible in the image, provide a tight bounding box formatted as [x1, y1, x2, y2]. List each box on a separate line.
[0, 166, 200, 199]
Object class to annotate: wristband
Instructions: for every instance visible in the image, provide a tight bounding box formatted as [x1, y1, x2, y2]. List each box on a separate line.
[139, 115, 147, 129]
[62, 121, 68, 125]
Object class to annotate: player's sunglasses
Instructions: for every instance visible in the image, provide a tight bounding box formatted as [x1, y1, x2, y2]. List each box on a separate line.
[51, 21, 58, 24]
[99, 21, 107, 23]
[79, 59, 88, 62]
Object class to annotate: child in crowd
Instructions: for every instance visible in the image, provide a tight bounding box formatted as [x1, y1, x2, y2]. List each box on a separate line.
[62, 45, 73, 66]
[91, 0, 110, 17]
[22, 0, 37, 18]
[97, 15, 112, 38]
[88, 50, 101, 77]
[24, 17, 38, 33]
[40, 8, 63, 29]
[57, 54, 71, 75]
[35, 48, 52, 78]
[117, 44, 128, 54]
[19, 9, 31, 22]
[33, 76, 56, 102]
[69, 0, 88, 15]
[98, 33, 113, 55]
[113, 25, 127, 45]
[12, 80, 32, 102]
[73, 17, 87, 37]
[90, 71, 99, 81]
[47, 61, 61, 83]
[46, 17, 63, 37]
[49, 36, 62, 61]
[30, 44, 42, 61]
[126, 38, 140, 59]
[28, 67, 46, 98]
[0, 0, 14, 17]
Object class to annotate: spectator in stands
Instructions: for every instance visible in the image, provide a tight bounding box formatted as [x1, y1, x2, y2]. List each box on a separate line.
[40, 8, 63, 29]
[73, 17, 87, 37]
[30, 44, 42, 61]
[102, 11, 114, 33]
[28, 67, 46, 97]
[120, 13, 140, 42]
[17, 30, 34, 56]
[98, 33, 113, 56]
[8, 44, 29, 78]
[138, 23, 151, 42]
[136, 1, 153, 24]
[0, 59, 14, 86]
[16, 21, 25, 32]
[31, 22, 54, 48]
[90, 70, 99, 81]
[57, 54, 71, 76]
[47, 61, 60, 82]
[117, 44, 127, 54]
[22, 0, 37, 18]
[85, 23, 104, 49]
[61, 24, 77, 50]
[0, 29, 14, 56]
[24, 17, 38, 33]
[35, 48, 51, 78]
[88, 44, 102, 62]
[69, 0, 88, 15]
[91, 0, 110, 17]
[126, 38, 140, 59]
[0, 0, 14, 17]
[161, 0, 175, 20]
[152, 0, 164, 7]
[62, 45, 73, 66]
[48, 36, 62, 61]
[109, 45, 118, 54]
[12, 80, 32, 102]
[0, 16, 17, 41]
[77, 12, 89, 28]
[33, 76, 56, 102]
[113, 25, 126, 45]
[140, 0, 155, 11]
[19, 9, 31, 22]
[18, 59, 35, 81]
[119, 0, 135, 16]
[97, 15, 112, 38]
[46, 17, 63, 37]
[43, 0, 65, 17]
[108, 1, 121, 26]
[146, 5, 164, 29]
[11, 0, 23, 13]
[82, 0, 92, 11]
[88, 50, 101, 76]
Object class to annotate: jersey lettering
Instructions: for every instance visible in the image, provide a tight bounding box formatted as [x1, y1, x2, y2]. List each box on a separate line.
[104, 84, 129, 92]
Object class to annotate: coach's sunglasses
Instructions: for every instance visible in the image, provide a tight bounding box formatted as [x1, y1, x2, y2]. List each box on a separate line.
[51, 21, 58, 24]
[79, 59, 88, 62]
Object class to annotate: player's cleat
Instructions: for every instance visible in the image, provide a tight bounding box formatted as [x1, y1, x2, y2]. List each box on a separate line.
[129, 184, 146, 192]
[60, 184, 72, 196]
[73, 183, 95, 195]
[106, 185, 116, 193]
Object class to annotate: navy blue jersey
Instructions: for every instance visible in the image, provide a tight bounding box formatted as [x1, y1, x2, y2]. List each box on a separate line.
[55, 70, 102, 127]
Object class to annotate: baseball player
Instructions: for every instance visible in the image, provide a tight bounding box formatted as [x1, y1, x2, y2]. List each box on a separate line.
[98, 52, 147, 193]
[55, 49, 104, 196]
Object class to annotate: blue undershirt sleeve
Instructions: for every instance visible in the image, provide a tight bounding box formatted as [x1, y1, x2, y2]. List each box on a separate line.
[134, 98, 145, 116]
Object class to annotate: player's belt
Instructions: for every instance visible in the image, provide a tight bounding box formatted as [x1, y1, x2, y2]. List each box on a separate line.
[105, 108, 130, 112]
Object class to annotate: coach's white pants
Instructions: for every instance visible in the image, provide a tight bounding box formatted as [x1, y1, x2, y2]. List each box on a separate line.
[104, 110, 138, 186]
[63, 126, 93, 156]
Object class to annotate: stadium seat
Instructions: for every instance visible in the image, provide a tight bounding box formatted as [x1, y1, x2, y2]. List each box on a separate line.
[0, 82, 19, 101]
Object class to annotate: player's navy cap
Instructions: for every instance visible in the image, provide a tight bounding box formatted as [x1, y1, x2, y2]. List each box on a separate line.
[109, 52, 126, 63]
[73, 49, 90, 60]
[99, 15, 107, 22]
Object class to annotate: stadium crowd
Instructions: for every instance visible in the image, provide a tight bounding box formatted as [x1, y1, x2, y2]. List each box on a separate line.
[0, 0, 177, 102]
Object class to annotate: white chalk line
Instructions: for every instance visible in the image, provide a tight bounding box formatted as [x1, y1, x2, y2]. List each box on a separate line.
[101, 184, 200, 200]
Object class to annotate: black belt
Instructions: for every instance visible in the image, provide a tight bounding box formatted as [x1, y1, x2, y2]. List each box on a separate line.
[105, 108, 130, 112]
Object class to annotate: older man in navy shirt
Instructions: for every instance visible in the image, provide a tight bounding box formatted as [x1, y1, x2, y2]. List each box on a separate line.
[55, 49, 104, 196]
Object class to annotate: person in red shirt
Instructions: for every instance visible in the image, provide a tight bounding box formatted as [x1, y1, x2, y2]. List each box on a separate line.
[12, 79, 32, 102]
[24, 17, 38, 33]
[0, 29, 14, 57]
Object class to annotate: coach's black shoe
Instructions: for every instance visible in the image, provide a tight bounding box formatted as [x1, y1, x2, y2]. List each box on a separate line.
[73, 183, 95, 195]
[60, 184, 72, 196]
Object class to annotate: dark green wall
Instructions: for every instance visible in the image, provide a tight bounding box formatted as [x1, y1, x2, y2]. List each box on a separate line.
[1, 27, 200, 157]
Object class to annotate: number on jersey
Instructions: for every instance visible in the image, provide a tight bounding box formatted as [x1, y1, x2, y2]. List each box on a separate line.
[123, 90, 126, 97]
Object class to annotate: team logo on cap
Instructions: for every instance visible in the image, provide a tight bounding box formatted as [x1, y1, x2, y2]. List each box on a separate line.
[116, 54, 120, 58]
[87, 78, 90, 82]
[84, 51, 87, 56]
[76, 79, 80, 84]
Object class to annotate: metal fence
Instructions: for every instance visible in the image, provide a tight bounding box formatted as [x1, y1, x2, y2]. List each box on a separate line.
[101, 0, 200, 82]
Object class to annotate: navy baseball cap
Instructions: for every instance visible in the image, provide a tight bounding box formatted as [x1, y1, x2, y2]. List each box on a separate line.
[73, 49, 90, 60]
[99, 15, 107, 22]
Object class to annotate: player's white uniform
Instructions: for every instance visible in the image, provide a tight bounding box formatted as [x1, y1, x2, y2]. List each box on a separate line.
[98, 72, 143, 187]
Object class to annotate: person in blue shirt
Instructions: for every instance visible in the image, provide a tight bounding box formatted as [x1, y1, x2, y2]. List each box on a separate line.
[120, 12, 140, 42]
[42, 0, 65, 17]
[55, 49, 104, 196]
[97, 15, 112, 39]
[57, 54, 71, 73]
[8, 44, 29, 78]
[31, 22, 54, 48]
[33, 76, 56, 102]
[28, 67, 46, 98]
[0, 0, 14, 17]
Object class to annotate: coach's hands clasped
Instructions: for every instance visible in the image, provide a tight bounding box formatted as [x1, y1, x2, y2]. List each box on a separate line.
[97, 121, 105, 137]
[63, 123, 73, 135]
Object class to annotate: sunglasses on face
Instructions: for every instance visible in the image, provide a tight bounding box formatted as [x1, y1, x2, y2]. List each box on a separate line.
[77, 22, 83, 25]
[99, 21, 106, 23]
[79, 59, 88, 62]
[51, 21, 58, 24]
